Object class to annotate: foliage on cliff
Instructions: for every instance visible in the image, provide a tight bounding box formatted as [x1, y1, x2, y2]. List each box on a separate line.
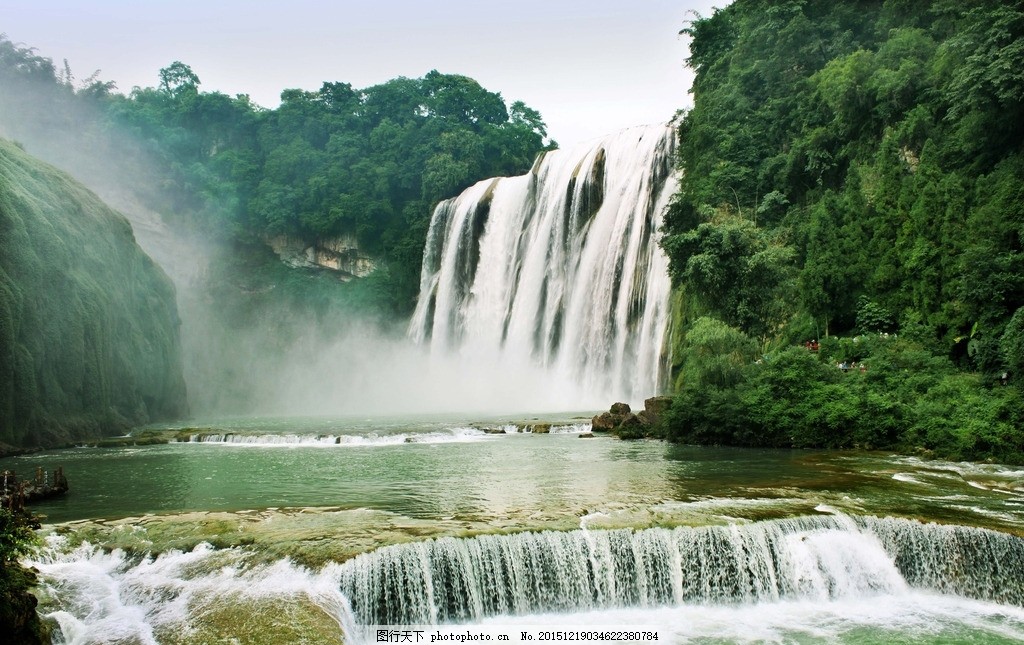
[0, 37, 551, 313]
[661, 0, 1024, 461]
[0, 508, 48, 644]
[0, 138, 188, 448]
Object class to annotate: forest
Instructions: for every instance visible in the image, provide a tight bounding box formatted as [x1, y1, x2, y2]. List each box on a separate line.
[0, 39, 552, 315]
[3, 1, 1023, 462]
[660, 0, 1024, 462]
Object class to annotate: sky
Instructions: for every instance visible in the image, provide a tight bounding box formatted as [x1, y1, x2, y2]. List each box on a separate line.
[0, 0, 729, 147]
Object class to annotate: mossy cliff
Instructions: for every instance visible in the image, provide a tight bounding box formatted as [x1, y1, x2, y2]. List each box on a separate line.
[0, 138, 187, 450]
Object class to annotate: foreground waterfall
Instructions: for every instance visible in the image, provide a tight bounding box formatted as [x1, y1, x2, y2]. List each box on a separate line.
[410, 125, 678, 406]
[27, 515, 1024, 643]
[338, 515, 1024, 626]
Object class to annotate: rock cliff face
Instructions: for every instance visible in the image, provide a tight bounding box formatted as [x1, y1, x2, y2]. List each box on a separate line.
[0, 138, 188, 450]
[266, 234, 378, 281]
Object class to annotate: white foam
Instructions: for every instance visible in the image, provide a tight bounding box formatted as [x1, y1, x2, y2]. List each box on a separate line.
[549, 423, 593, 434]
[892, 473, 923, 484]
[184, 427, 489, 447]
[28, 537, 349, 645]
[472, 592, 1024, 643]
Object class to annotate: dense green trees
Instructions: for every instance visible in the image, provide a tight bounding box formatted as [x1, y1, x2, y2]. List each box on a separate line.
[112, 64, 549, 310]
[662, 0, 1024, 461]
[0, 39, 552, 314]
[0, 507, 48, 644]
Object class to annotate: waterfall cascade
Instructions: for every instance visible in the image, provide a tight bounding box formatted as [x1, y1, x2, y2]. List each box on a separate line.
[28, 515, 1024, 642]
[337, 515, 1024, 626]
[410, 124, 678, 407]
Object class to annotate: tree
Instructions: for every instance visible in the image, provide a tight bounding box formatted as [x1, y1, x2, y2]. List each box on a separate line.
[158, 61, 200, 98]
[1002, 307, 1024, 382]
[679, 317, 759, 388]
[662, 214, 794, 347]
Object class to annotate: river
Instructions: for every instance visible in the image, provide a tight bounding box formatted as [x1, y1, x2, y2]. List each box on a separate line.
[3, 415, 1024, 644]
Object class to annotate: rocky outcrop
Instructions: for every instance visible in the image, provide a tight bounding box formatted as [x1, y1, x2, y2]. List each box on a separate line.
[0, 506, 50, 645]
[0, 559, 50, 645]
[591, 396, 673, 439]
[266, 234, 378, 281]
[638, 395, 672, 427]
[592, 403, 632, 433]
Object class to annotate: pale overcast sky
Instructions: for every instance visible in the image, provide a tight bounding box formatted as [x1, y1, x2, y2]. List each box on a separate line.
[0, 1, 729, 147]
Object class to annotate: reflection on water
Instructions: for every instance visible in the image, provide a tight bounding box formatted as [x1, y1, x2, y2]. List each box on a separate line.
[5, 416, 1024, 645]
[2, 417, 1022, 536]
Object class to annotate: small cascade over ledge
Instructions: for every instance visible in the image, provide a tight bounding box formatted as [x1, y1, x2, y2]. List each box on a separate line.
[410, 124, 679, 408]
[337, 515, 1024, 627]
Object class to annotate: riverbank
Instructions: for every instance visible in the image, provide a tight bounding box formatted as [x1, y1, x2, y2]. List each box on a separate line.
[660, 334, 1024, 465]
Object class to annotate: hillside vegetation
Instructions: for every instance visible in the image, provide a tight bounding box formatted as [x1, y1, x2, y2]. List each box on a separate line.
[661, 0, 1024, 462]
[0, 39, 551, 314]
[0, 138, 187, 449]
[0, 35, 552, 415]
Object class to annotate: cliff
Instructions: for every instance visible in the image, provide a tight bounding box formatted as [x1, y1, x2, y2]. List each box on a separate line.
[0, 138, 187, 450]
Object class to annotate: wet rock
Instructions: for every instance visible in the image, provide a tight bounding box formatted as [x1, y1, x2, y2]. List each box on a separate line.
[616, 414, 645, 440]
[644, 396, 672, 418]
[591, 412, 618, 432]
[578, 433, 595, 439]
[592, 398, 671, 439]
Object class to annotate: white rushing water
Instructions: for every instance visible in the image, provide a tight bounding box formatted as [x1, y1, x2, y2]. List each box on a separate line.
[336, 515, 1024, 626]
[410, 124, 678, 408]
[182, 427, 490, 447]
[31, 515, 1024, 644]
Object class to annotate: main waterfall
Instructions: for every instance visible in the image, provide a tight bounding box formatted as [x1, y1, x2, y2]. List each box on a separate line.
[410, 124, 678, 407]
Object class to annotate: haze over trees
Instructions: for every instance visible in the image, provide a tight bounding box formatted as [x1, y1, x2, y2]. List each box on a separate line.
[0, 33, 554, 419]
[2, 0, 1022, 462]
[661, 0, 1024, 462]
[0, 138, 188, 449]
[0, 36, 552, 314]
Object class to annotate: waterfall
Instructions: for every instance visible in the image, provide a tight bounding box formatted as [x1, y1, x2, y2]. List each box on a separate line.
[410, 124, 678, 407]
[337, 515, 1024, 626]
[28, 515, 1024, 642]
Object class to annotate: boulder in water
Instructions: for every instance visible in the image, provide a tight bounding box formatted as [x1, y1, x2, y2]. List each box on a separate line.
[591, 412, 619, 432]
[593, 399, 672, 439]
[637, 396, 673, 427]
[616, 414, 645, 440]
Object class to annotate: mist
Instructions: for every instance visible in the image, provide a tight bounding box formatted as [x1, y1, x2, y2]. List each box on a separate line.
[210, 319, 607, 417]
[0, 64, 612, 421]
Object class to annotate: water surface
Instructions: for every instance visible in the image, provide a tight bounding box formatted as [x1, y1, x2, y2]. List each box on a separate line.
[5, 416, 1024, 644]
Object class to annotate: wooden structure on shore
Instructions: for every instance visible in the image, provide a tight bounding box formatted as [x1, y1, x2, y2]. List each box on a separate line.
[1, 467, 69, 512]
